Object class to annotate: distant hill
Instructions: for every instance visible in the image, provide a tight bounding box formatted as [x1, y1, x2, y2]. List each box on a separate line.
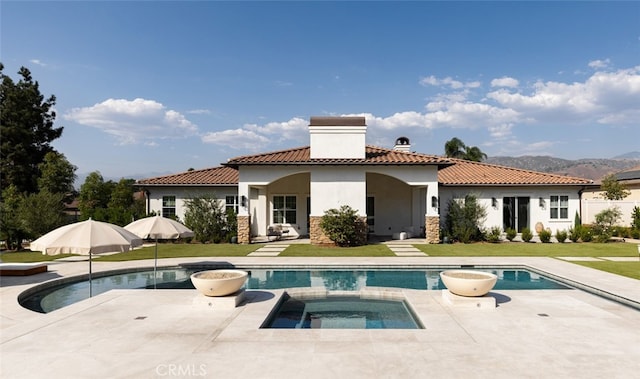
[484, 155, 640, 181]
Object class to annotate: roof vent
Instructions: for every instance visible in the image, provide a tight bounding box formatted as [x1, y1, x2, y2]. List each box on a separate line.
[394, 136, 411, 152]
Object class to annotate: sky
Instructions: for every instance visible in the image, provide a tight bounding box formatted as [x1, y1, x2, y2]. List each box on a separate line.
[2, 1, 639, 182]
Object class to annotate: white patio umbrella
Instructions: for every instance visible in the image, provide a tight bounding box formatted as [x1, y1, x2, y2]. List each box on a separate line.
[124, 216, 194, 288]
[29, 219, 143, 296]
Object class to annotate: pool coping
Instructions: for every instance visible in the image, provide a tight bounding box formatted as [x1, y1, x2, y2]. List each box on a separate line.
[1, 256, 640, 378]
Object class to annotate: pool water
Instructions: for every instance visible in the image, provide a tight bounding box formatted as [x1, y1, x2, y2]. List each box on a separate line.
[262, 295, 423, 329]
[20, 267, 570, 313]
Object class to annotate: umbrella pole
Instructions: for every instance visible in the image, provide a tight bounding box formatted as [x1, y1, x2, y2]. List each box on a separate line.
[154, 238, 158, 289]
[89, 252, 93, 297]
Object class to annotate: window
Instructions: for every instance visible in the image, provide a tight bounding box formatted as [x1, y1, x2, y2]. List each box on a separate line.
[225, 195, 239, 214]
[162, 196, 176, 218]
[550, 195, 569, 219]
[273, 195, 296, 224]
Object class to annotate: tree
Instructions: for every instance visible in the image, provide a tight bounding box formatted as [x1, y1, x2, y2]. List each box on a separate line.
[0, 185, 27, 250]
[593, 207, 622, 242]
[463, 146, 488, 162]
[444, 137, 487, 162]
[1, 64, 63, 195]
[600, 174, 631, 200]
[78, 172, 113, 221]
[107, 179, 137, 226]
[19, 191, 67, 238]
[184, 194, 227, 243]
[444, 193, 487, 243]
[38, 151, 77, 203]
[444, 137, 466, 159]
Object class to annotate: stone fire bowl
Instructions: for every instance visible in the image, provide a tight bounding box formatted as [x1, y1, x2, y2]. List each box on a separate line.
[439, 270, 497, 297]
[190, 269, 248, 297]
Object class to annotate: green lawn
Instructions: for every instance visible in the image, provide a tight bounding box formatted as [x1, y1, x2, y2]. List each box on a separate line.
[3, 241, 638, 279]
[414, 242, 637, 257]
[280, 244, 394, 257]
[574, 261, 640, 280]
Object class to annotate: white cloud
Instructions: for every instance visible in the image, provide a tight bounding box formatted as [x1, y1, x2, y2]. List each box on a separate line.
[588, 59, 611, 69]
[187, 109, 211, 115]
[29, 59, 47, 67]
[195, 63, 640, 159]
[419, 75, 481, 89]
[491, 77, 519, 88]
[201, 128, 270, 150]
[486, 66, 640, 124]
[64, 98, 198, 145]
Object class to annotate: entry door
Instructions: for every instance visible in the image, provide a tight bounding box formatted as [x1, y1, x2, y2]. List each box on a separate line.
[366, 196, 375, 233]
[503, 197, 530, 232]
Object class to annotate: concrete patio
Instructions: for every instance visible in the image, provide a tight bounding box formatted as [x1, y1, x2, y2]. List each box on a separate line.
[1, 255, 639, 378]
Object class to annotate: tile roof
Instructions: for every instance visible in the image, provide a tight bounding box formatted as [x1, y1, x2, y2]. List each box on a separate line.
[439, 158, 593, 186]
[137, 166, 238, 186]
[137, 146, 593, 187]
[224, 145, 453, 167]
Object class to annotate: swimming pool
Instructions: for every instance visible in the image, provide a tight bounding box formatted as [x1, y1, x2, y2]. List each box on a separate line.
[19, 267, 570, 313]
[262, 294, 424, 329]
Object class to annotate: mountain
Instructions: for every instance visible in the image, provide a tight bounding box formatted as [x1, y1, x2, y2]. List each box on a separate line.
[484, 155, 640, 181]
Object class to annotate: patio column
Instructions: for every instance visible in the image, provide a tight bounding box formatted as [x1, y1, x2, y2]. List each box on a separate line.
[237, 215, 251, 244]
[425, 215, 440, 244]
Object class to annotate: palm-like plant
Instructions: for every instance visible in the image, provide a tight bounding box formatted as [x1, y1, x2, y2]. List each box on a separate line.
[444, 138, 487, 162]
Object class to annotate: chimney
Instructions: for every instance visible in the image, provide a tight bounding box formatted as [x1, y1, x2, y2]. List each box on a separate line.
[309, 116, 367, 159]
[393, 136, 411, 152]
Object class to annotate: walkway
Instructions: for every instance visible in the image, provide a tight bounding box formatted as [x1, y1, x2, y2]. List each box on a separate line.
[385, 241, 427, 256]
[247, 243, 289, 257]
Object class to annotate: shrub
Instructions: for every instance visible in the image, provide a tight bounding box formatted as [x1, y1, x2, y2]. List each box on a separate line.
[319, 205, 367, 247]
[555, 229, 568, 243]
[505, 228, 517, 241]
[631, 206, 640, 230]
[579, 225, 593, 242]
[444, 193, 487, 243]
[521, 227, 533, 242]
[568, 226, 580, 242]
[184, 194, 227, 243]
[485, 226, 502, 243]
[539, 229, 552, 243]
[593, 207, 622, 243]
[631, 228, 640, 239]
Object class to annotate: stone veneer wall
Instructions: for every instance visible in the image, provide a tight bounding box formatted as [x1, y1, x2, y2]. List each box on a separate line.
[309, 216, 333, 245]
[310, 216, 369, 246]
[425, 216, 440, 244]
[237, 215, 251, 244]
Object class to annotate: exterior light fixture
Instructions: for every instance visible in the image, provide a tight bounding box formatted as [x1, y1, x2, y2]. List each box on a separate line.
[491, 197, 498, 208]
[431, 196, 438, 209]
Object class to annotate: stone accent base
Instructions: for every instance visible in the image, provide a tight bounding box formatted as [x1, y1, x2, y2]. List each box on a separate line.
[309, 216, 333, 245]
[237, 215, 251, 244]
[425, 216, 440, 244]
[310, 216, 368, 246]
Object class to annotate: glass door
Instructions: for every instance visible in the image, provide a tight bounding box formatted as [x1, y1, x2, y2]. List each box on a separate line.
[503, 197, 530, 232]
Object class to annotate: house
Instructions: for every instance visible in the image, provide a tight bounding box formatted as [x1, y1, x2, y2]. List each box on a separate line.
[581, 164, 640, 226]
[137, 116, 593, 244]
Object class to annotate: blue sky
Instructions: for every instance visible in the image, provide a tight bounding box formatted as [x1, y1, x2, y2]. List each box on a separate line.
[2, 1, 639, 181]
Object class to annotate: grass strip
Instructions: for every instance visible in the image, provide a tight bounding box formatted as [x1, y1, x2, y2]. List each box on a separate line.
[573, 261, 640, 280]
[414, 242, 637, 257]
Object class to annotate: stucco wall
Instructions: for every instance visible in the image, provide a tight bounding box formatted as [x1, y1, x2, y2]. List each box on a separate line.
[145, 186, 237, 221]
[310, 167, 366, 217]
[366, 173, 413, 235]
[438, 186, 583, 235]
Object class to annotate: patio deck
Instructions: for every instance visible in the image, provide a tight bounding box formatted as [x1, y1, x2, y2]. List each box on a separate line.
[1, 256, 639, 378]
